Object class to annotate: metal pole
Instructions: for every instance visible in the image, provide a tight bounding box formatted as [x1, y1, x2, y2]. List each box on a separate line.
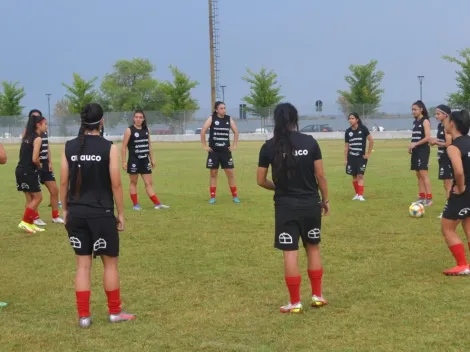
[220, 85, 226, 102]
[46, 93, 52, 136]
[209, 0, 216, 109]
[417, 76, 424, 101]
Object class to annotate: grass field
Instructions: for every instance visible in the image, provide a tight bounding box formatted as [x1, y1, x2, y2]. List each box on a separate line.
[2, 139, 470, 352]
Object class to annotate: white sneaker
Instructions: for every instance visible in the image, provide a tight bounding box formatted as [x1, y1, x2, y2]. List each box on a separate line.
[279, 302, 303, 313]
[154, 204, 170, 209]
[352, 194, 359, 200]
[357, 195, 365, 201]
[52, 217, 65, 224]
[34, 219, 47, 226]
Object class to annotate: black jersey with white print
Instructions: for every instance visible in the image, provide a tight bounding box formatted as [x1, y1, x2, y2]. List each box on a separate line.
[208, 115, 231, 151]
[437, 123, 448, 160]
[127, 125, 150, 160]
[39, 132, 49, 171]
[451, 135, 470, 188]
[411, 118, 428, 149]
[344, 125, 370, 157]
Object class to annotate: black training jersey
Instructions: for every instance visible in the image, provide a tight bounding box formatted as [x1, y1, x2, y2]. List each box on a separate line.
[39, 132, 49, 170]
[17, 134, 40, 171]
[437, 123, 448, 160]
[344, 125, 370, 157]
[127, 125, 149, 160]
[451, 135, 470, 187]
[258, 131, 322, 207]
[411, 118, 428, 148]
[65, 135, 114, 217]
[208, 115, 231, 150]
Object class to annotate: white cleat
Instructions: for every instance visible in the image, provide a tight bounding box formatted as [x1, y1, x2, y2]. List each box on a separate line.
[437, 213, 443, 219]
[79, 316, 92, 328]
[357, 195, 365, 201]
[52, 217, 65, 224]
[154, 204, 170, 209]
[34, 219, 47, 226]
[352, 194, 359, 200]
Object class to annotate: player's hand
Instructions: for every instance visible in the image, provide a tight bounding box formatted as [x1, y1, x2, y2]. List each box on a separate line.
[62, 210, 68, 225]
[48, 164, 53, 172]
[344, 159, 348, 165]
[116, 213, 125, 231]
[151, 159, 156, 168]
[363, 153, 370, 160]
[204, 146, 213, 152]
[452, 185, 466, 195]
[429, 138, 436, 146]
[321, 200, 330, 216]
[122, 162, 127, 171]
[229, 144, 237, 151]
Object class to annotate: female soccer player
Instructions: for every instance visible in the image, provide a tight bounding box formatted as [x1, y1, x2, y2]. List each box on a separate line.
[257, 102, 330, 313]
[430, 104, 453, 218]
[344, 112, 373, 201]
[439, 109, 470, 276]
[60, 103, 136, 328]
[16, 113, 48, 234]
[121, 110, 169, 210]
[200, 101, 240, 204]
[409, 100, 432, 205]
[0, 143, 6, 164]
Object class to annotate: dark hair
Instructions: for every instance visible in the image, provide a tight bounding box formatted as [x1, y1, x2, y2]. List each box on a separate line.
[134, 110, 148, 131]
[75, 103, 104, 198]
[436, 104, 451, 116]
[348, 112, 363, 126]
[28, 109, 42, 118]
[213, 101, 225, 118]
[413, 100, 429, 119]
[449, 109, 470, 135]
[22, 113, 45, 143]
[272, 103, 299, 189]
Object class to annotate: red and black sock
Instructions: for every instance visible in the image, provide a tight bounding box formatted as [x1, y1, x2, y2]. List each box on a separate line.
[307, 269, 323, 297]
[230, 186, 238, 197]
[76, 291, 91, 318]
[449, 244, 467, 266]
[210, 187, 216, 199]
[130, 194, 138, 206]
[285, 276, 301, 304]
[105, 289, 122, 315]
[150, 194, 160, 206]
[353, 181, 358, 194]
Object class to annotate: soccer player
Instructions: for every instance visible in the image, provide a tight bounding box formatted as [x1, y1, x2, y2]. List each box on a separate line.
[200, 101, 240, 204]
[344, 112, 373, 201]
[409, 100, 432, 205]
[121, 110, 169, 210]
[439, 109, 470, 276]
[257, 102, 330, 313]
[15, 113, 48, 234]
[430, 104, 453, 218]
[0, 143, 6, 164]
[60, 103, 136, 328]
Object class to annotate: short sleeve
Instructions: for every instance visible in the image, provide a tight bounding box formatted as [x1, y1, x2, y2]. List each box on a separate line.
[258, 143, 271, 168]
[310, 137, 322, 161]
[362, 125, 370, 137]
[344, 130, 349, 143]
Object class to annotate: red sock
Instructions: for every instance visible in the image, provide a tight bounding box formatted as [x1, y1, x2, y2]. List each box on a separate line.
[22, 208, 35, 224]
[130, 194, 138, 206]
[426, 193, 432, 199]
[230, 186, 238, 197]
[76, 291, 91, 318]
[33, 211, 40, 221]
[105, 289, 122, 315]
[449, 244, 468, 266]
[353, 181, 358, 194]
[150, 194, 160, 205]
[307, 269, 323, 297]
[419, 192, 425, 199]
[52, 210, 59, 219]
[285, 276, 301, 304]
[357, 185, 364, 196]
[210, 186, 216, 199]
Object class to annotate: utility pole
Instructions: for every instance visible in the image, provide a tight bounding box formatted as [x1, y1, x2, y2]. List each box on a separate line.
[220, 85, 226, 102]
[209, 0, 216, 109]
[46, 93, 52, 136]
[417, 76, 424, 101]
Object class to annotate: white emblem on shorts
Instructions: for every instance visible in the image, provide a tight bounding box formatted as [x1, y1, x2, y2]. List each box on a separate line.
[69, 237, 82, 249]
[208, 159, 212, 162]
[279, 232, 293, 244]
[132, 164, 136, 168]
[93, 238, 107, 251]
[308, 228, 321, 239]
[459, 208, 470, 216]
[21, 183, 29, 190]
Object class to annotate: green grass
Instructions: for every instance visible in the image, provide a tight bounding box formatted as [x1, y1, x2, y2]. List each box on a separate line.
[1, 139, 470, 352]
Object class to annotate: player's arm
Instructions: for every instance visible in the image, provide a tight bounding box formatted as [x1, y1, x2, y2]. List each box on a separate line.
[365, 134, 374, 158]
[121, 128, 131, 169]
[344, 132, 349, 164]
[59, 147, 69, 214]
[312, 138, 329, 215]
[447, 145, 465, 194]
[257, 144, 275, 190]
[109, 144, 124, 220]
[200, 116, 213, 151]
[147, 130, 155, 165]
[32, 137, 42, 169]
[435, 132, 453, 148]
[415, 119, 431, 146]
[230, 118, 239, 148]
[0, 143, 7, 164]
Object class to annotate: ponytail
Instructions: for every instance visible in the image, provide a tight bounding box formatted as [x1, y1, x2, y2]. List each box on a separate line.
[413, 100, 429, 119]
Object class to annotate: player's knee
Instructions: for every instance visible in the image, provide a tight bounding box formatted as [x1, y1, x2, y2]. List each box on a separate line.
[210, 170, 218, 178]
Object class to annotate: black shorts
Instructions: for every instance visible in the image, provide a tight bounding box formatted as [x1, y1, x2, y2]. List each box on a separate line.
[65, 215, 119, 257]
[411, 147, 430, 171]
[15, 168, 41, 193]
[442, 192, 470, 221]
[346, 157, 368, 176]
[38, 169, 56, 184]
[438, 158, 453, 180]
[206, 150, 234, 169]
[127, 157, 151, 175]
[274, 206, 322, 251]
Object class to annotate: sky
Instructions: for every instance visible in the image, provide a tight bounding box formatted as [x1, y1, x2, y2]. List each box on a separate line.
[0, 0, 469, 116]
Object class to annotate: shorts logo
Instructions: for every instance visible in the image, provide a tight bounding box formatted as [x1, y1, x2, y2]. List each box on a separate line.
[93, 238, 107, 251]
[69, 237, 82, 249]
[132, 164, 136, 168]
[278, 232, 293, 244]
[308, 228, 321, 239]
[21, 183, 29, 190]
[458, 208, 470, 216]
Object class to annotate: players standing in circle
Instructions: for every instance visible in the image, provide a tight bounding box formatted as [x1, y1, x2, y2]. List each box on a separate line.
[16, 113, 48, 234]
[439, 109, 470, 276]
[430, 105, 453, 218]
[409, 100, 432, 205]
[200, 101, 240, 204]
[60, 103, 136, 328]
[257, 103, 330, 313]
[121, 110, 169, 210]
[344, 113, 374, 201]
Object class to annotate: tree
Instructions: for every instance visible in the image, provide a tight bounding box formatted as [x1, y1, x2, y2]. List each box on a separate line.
[337, 60, 385, 117]
[241, 67, 283, 119]
[0, 81, 26, 127]
[54, 97, 74, 136]
[100, 58, 166, 113]
[62, 73, 98, 113]
[443, 49, 470, 109]
[160, 65, 199, 132]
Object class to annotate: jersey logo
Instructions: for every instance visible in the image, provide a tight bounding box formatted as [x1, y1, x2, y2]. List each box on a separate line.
[349, 132, 353, 136]
[71, 155, 102, 162]
[134, 132, 139, 137]
[214, 120, 220, 125]
[359, 131, 362, 134]
[293, 149, 308, 156]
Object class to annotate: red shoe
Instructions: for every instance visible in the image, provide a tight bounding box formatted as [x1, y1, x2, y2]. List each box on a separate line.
[443, 265, 470, 276]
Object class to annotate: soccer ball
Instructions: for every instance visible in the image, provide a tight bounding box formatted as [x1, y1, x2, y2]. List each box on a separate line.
[409, 202, 425, 218]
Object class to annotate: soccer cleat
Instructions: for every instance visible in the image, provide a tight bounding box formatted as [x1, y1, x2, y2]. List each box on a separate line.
[208, 198, 216, 204]
[311, 295, 328, 308]
[443, 265, 470, 276]
[18, 221, 36, 234]
[79, 316, 92, 328]
[437, 213, 443, 219]
[357, 195, 365, 201]
[424, 199, 433, 207]
[352, 194, 359, 200]
[34, 219, 47, 226]
[52, 217, 65, 224]
[154, 204, 170, 209]
[416, 198, 425, 204]
[109, 311, 136, 323]
[31, 224, 45, 232]
[233, 197, 241, 204]
[132, 204, 142, 211]
[279, 302, 303, 314]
